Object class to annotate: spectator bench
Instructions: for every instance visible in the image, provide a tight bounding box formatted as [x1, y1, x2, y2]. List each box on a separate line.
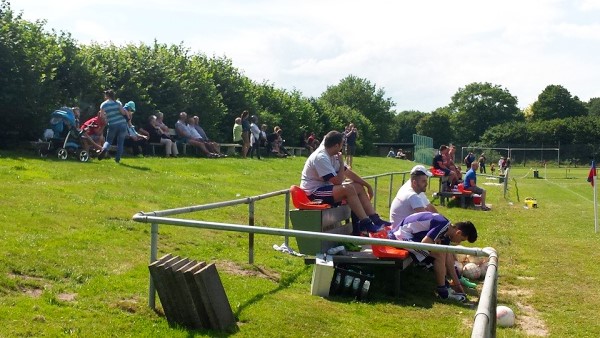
[217, 143, 242, 156]
[288, 186, 413, 298]
[147, 129, 241, 156]
[286, 147, 305, 156]
[429, 167, 473, 208]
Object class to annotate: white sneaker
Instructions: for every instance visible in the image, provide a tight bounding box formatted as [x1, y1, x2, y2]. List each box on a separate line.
[446, 288, 467, 302]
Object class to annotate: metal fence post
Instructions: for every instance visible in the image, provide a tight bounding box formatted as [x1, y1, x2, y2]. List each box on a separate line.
[373, 177, 378, 211]
[284, 191, 290, 247]
[148, 222, 158, 309]
[388, 174, 394, 208]
[248, 201, 255, 264]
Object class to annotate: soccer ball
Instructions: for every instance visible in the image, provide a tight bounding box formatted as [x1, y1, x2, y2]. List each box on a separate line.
[454, 260, 464, 273]
[467, 255, 486, 265]
[462, 263, 481, 280]
[496, 305, 515, 327]
[479, 261, 489, 279]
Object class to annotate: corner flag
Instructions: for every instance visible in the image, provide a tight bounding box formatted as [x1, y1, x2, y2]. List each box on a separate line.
[588, 161, 597, 187]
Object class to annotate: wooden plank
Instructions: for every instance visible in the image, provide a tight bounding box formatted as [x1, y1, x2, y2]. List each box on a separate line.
[192, 263, 237, 332]
[182, 261, 211, 329]
[148, 255, 180, 325]
[173, 260, 203, 329]
[165, 257, 191, 327]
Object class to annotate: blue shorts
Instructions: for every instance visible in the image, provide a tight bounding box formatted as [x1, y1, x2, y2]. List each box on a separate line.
[309, 185, 336, 205]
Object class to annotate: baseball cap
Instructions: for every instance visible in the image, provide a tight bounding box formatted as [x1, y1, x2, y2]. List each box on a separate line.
[124, 101, 136, 112]
[410, 165, 432, 177]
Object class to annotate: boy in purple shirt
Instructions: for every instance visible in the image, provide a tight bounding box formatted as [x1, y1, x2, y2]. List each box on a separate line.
[389, 211, 477, 302]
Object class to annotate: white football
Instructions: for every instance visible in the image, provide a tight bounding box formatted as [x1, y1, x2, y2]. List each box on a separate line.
[467, 255, 486, 265]
[454, 260, 464, 273]
[496, 305, 515, 327]
[462, 262, 481, 280]
[479, 261, 489, 279]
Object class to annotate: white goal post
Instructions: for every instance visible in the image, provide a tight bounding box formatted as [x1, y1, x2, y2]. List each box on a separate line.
[460, 146, 560, 166]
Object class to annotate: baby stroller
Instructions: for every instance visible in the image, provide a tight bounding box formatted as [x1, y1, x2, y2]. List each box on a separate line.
[38, 107, 90, 162]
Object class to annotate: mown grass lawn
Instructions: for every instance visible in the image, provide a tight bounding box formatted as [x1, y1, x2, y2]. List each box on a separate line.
[1, 150, 600, 337]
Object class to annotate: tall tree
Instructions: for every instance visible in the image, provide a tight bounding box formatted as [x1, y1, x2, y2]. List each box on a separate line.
[449, 82, 521, 144]
[391, 110, 426, 143]
[530, 84, 587, 120]
[319, 75, 395, 153]
[416, 108, 453, 148]
[587, 97, 600, 116]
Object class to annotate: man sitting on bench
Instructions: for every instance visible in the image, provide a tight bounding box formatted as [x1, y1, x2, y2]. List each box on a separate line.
[388, 211, 477, 302]
[464, 162, 490, 211]
[390, 164, 438, 225]
[300, 130, 390, 235]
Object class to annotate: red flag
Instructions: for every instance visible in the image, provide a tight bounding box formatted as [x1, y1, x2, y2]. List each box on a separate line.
[588, 161, 596, 186]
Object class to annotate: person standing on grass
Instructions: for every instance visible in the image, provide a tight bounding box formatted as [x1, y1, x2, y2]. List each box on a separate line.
[240, 110, 251, 158]
[344, 123, 358, 168]
[389, 164, 438, 225]
[388, 211, 477, 302]
[478, 153, 487, 174]
[464, 152, 475, 169]
[97, 89, 130, 163]
[300, 130, 390, 235]
[249, 115, 262, 159]
[464, 162, 490, 211]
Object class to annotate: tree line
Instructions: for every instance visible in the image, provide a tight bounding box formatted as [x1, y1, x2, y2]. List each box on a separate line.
[2, 1, 599, 161]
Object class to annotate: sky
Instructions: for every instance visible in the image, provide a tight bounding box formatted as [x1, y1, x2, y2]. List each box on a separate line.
[10, 0, 600, 112]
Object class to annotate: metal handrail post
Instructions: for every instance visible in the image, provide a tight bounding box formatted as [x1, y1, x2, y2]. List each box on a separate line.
[373, 177, 378, 210]
[284, 191, 290, 247]
[148, 222, 159, 309]
[248, 200, 255, 264]
[388, 173, 394, 207]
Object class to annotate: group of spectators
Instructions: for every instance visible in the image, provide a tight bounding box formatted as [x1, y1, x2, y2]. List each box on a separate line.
[78, 94, 363, 163]
[233, 111, 291, 159]
[299, 131, 478, 303]
[387, 148, 407, 159]
[431, 145, 497, 211]
[75, 89, 232, 163]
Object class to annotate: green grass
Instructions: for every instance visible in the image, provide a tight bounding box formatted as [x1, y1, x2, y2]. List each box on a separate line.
[1, 150, 599, 337]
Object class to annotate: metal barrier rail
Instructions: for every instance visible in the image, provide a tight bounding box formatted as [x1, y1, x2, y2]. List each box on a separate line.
[132, 171, 498, 337]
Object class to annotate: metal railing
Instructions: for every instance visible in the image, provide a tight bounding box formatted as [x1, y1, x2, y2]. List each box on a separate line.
[132, 171, 498, 337]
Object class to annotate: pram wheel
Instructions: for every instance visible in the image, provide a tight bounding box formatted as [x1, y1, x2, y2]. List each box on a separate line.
[57, 148, 68, 160]
[78, 150, 89, 162]
[39, 148, 48, 158]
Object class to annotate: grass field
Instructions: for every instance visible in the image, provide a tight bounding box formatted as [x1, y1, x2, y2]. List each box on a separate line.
[1, 150, 600, 337]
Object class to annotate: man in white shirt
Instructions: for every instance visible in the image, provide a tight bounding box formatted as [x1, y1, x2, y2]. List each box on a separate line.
[389, 165, 438, 227]
[300, 130, 390, 234]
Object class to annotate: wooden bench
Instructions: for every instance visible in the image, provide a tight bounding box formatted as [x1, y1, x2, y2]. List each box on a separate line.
[217, 143, 242, 156]
[288, 185, 412, 298]
[148, 129, 178, 156]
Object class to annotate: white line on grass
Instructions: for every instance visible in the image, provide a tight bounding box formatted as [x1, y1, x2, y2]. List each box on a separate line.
[544, 178, 593, 203]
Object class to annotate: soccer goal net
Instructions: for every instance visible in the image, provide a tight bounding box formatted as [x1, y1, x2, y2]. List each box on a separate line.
[460, 146, 560, 169]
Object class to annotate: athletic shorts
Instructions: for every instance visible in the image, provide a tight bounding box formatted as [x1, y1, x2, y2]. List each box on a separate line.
[466, 186, 484, 195]
[309, 185, 336, 205]
[438, 168, 451, 176]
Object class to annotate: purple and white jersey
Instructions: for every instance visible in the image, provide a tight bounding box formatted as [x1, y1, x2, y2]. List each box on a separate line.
[390, 211, 451, 245]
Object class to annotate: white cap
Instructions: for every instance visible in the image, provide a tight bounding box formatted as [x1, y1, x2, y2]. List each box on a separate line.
[410, 165, 432, 177]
